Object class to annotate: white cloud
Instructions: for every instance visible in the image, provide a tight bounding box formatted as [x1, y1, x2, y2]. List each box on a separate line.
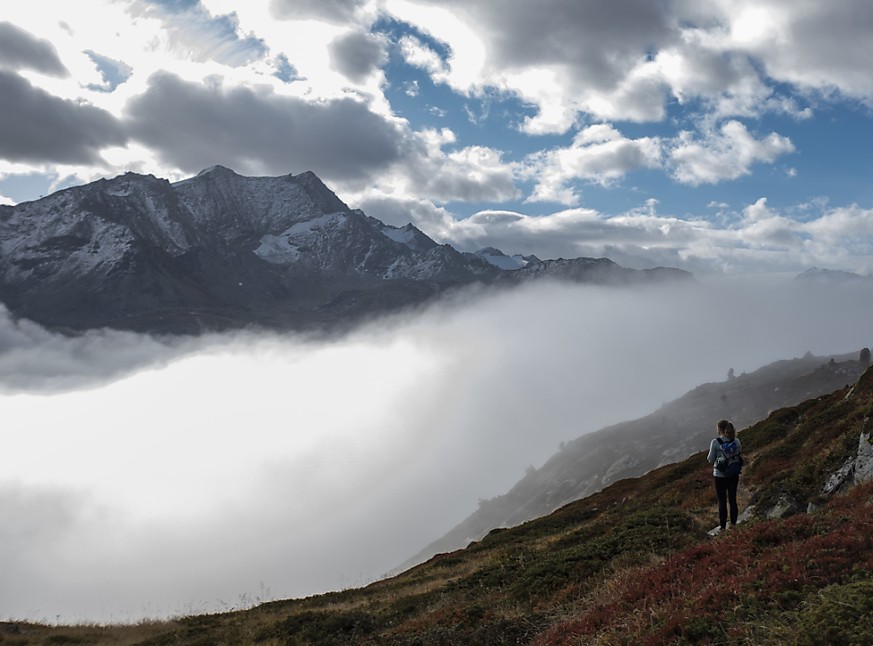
[334, 127, 519, 205]
[669, 120, 795, 185]
[522, 124, 663, 204]
[432, 196, 873, 276]
[398, 34, 448, 78]
[713, 0, 873, 101]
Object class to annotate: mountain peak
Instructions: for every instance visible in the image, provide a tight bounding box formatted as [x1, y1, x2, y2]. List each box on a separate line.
[196, 164, 237, 177]
[0, 167, 693, 334]
[288, 170, 350, 213]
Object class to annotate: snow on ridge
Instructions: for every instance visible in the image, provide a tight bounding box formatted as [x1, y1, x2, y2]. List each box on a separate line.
[253, 212, 347, 264]
[287, 212, 347, 236]
[480, 252, 527, 271]
[254, 234, 301, 264]
[381, 226, 416, 247]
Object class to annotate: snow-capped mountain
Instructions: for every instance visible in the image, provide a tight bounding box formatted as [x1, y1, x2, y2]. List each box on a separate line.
[475, 247, 541, 270]
[0, 167, 691, 333]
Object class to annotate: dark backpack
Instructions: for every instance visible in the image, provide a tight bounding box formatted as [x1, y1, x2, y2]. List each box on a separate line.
[716, 438, 743, 476]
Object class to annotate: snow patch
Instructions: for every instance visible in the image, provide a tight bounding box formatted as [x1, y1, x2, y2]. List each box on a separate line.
[253, 213, 347, 264]
[254, 234, 301, 263]
[480, 252, 528, 271]
[381, 226, 416, 247]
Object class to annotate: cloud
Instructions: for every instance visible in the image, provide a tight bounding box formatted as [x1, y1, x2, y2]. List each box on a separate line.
[433, 196, 873, 275]
[406, 139, 520, 203]
[128, 0, 269, 67]
[714, 0, 873, 101]
[398, 34, 449, 78]
[522, 124, 663, 204]
[0, 21, 68, 76]
[352, 192, 457, 232]
[669, 120, 795, 185]
[125, 71, 404, 179]
[0, 306, 189, 393]
[382, 0, 873, 133]
[0, 70, 127, 165]
[386, 0, 676, 131]
[269, 0, 368, 24]
[329, 30, 388, 83]
[336, 127, 520, 205]
[4, 277, 873, 622]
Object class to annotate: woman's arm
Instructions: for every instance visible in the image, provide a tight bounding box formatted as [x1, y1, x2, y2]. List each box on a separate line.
[706, 439, 718, 464]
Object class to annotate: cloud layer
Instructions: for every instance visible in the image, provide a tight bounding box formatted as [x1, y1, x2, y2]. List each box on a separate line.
[3, 277, 873, 622]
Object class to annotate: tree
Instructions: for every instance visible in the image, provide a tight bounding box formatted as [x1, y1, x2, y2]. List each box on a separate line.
[727, 368, 735, 380]
[860, 347, 871, 366]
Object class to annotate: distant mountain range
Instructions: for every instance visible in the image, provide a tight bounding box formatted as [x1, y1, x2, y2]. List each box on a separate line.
[0, 167, 691, 334]
[795, 267, 873, 285]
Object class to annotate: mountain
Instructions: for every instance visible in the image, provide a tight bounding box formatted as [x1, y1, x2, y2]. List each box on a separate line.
[10, 362, 873, 644]
[795, 267, 873, 286]
[403, 351, 869, 568]
[0, 167, 691, 334]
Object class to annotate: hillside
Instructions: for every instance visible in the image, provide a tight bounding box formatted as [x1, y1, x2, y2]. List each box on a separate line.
[6, 364, 873, 643]
[406, 351, 867, 568]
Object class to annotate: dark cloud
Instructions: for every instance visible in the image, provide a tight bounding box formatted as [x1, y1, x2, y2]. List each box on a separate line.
[269, 0, 367, 24]
[329, 31, 387, 83]
[746, 0, 873, 98]
[125, 72, 404, 179]
[0, 71, 127, 165]
[425, 0, 676, 90]
[0, 21, 68, 76]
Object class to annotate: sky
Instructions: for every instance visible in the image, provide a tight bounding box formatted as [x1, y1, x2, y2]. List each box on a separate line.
[1, 0, 873, 274]
[4, 278, 873, 623]
[4, 0, 873, 625]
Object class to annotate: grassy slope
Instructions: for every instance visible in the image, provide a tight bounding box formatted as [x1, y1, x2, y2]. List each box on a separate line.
[5, 369, 873, 645]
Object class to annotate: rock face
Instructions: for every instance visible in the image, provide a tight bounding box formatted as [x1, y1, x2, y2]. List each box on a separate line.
[0, 167, 692, 334]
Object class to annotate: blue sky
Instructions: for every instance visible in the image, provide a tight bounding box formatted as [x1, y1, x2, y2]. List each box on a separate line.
[2, 0, 873, 274]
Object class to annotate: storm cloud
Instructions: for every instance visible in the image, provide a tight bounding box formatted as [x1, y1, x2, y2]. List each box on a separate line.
[0, 71, 127, 165]
[125, 72, 405, 179]
[0, 21, 68, 76]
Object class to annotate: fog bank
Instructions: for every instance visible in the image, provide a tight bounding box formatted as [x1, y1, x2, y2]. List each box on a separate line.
[1, 277, 872, 622]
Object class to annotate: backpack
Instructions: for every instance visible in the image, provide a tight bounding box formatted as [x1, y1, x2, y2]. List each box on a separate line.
[716, 438, 743, 476]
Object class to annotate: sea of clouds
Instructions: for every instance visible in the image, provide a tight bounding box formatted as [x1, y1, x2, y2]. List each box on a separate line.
[2, 276, 872, 622]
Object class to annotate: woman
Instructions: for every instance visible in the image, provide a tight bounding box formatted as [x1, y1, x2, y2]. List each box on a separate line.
[707, 420, 742, 532]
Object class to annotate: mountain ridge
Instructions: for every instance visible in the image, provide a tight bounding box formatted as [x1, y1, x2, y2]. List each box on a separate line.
[0, 168, 692, 334]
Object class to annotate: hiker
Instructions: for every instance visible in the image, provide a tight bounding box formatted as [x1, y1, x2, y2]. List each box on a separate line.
[707, 419, 743, 532]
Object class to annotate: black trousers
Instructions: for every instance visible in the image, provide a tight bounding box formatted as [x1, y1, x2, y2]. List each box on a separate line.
[714, 475, 739, 529]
